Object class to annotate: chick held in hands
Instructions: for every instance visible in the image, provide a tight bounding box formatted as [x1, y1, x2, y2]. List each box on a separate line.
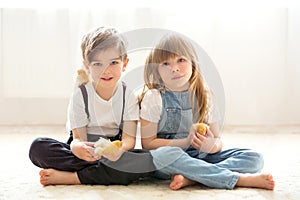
[94, 138, 123, 156]
[191, 123, 208, 136]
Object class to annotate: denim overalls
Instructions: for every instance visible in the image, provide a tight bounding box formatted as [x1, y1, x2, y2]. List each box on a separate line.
[156, 90, 207, 157]
[157, 90, 194, 140]
[150, 90, 265, 189]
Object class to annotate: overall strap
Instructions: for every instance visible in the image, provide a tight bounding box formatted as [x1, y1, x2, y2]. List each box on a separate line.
[113, 81, 126, 141]
[67, 84, 89, 144]
[120, 81, 127, 126]
[70, 82, 126, 143]
[79, 82, 125, 121]
[79, 84, 90, 119]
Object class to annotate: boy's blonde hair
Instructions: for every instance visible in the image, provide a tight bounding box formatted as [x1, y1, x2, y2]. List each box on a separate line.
[139, 34, 208, 123]
[81, 27, 127, 63]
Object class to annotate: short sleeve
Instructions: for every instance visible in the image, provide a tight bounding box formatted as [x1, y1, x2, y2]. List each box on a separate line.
[140, 89, 162, 123]
[67, 88, 89, 130]
[123, 88, 140, 121]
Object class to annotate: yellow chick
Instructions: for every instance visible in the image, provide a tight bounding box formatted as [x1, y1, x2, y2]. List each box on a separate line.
[191, 123, 208, 136]
[76, 69, 89, 86]
[111, 140, 122, 148]
[94, 138, 123, 156]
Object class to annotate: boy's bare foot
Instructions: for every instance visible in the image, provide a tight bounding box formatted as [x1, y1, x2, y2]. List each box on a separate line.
[236, 173, 275, 190]
[170, 174, 196, 190]
[39, 169, 80, 186]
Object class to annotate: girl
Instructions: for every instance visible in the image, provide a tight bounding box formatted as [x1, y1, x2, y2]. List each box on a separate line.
[139, 33, 275, 190]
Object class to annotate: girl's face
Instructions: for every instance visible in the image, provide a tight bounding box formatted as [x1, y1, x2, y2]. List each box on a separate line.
[158, 55, 193, 91]
[85, 47, 128, 89]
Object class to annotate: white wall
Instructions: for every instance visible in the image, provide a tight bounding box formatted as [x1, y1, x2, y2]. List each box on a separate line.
[0, 4, 299, 125]
[287, 5, 300, 125]
[213, 8, 290, 125]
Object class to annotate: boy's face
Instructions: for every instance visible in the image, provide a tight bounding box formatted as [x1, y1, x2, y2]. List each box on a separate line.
[85, 47, 128, 89]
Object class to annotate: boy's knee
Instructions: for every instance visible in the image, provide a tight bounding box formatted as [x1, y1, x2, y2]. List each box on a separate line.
[29, 137, 49, 160]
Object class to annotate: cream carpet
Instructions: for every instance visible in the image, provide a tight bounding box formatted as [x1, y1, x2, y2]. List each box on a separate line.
[0, 125, 299, 200]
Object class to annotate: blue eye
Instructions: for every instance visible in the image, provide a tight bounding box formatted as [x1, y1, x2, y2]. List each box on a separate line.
[161, 62, 169, 66]
[178, 58, 186, 62]
[110, 61, 119, 65]
[92, 62, 102, 67]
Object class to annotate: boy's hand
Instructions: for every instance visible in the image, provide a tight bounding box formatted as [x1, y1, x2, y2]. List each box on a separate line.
[94, 138, 123, 161]
[71, 141, 100, 162]
[101, 148, 124, 162]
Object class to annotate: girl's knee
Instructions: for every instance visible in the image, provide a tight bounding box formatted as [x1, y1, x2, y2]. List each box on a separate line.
[150, 146, 183, 159]
[158, 146, 183, 154]
[150, 146, 185, 169]
[254, 152, 264, 171]
[246, 151, 264, 172]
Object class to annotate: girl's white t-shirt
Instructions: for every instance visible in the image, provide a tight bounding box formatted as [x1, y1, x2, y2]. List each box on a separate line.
[67, 81, 139, 137]
[140, 89, 221, 124]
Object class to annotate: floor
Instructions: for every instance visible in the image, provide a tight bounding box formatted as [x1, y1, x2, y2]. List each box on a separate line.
[0, 125, 300, 200]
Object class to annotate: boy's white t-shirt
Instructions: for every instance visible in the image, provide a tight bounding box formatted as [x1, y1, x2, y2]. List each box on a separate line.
[140, 89, 221, 124]
[67, 81, 139, 137]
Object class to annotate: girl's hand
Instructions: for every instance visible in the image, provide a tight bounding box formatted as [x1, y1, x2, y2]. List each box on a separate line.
[191, 127, 217, 153]
[187, 128, 197, 147]
[71, 141, 100, 162]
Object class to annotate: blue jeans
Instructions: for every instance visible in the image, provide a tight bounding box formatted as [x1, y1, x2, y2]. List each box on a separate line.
[150, 146, 264, 189]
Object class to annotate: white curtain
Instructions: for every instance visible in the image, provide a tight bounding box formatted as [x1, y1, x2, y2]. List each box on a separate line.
[0, 5, 299, 125]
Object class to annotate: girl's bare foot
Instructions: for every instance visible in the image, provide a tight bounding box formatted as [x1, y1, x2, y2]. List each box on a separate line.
[170, 174, 196, 190]
[39, 169, 80, 186]
[236, 173, 275, 190]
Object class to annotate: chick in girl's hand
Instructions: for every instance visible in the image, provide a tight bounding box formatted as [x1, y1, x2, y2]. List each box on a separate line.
[191, 123, 208, 136]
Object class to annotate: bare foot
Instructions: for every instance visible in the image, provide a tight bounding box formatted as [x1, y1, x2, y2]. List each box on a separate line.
[170, 174, 196, 190]
[236, 173, 275, 190]
[39, 169, 80, 186]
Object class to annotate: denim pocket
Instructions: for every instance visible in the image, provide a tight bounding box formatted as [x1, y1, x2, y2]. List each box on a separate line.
[165, 108, 181, 132]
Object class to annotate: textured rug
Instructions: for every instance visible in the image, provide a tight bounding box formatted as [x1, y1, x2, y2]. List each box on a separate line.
[0, 125, 299, 200]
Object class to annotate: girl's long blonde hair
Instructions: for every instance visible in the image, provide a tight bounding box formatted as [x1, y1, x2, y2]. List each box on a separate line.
[139, 34, 208, 123]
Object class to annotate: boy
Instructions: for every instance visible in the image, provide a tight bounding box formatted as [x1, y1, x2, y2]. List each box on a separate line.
[29, 27, 155, 186]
